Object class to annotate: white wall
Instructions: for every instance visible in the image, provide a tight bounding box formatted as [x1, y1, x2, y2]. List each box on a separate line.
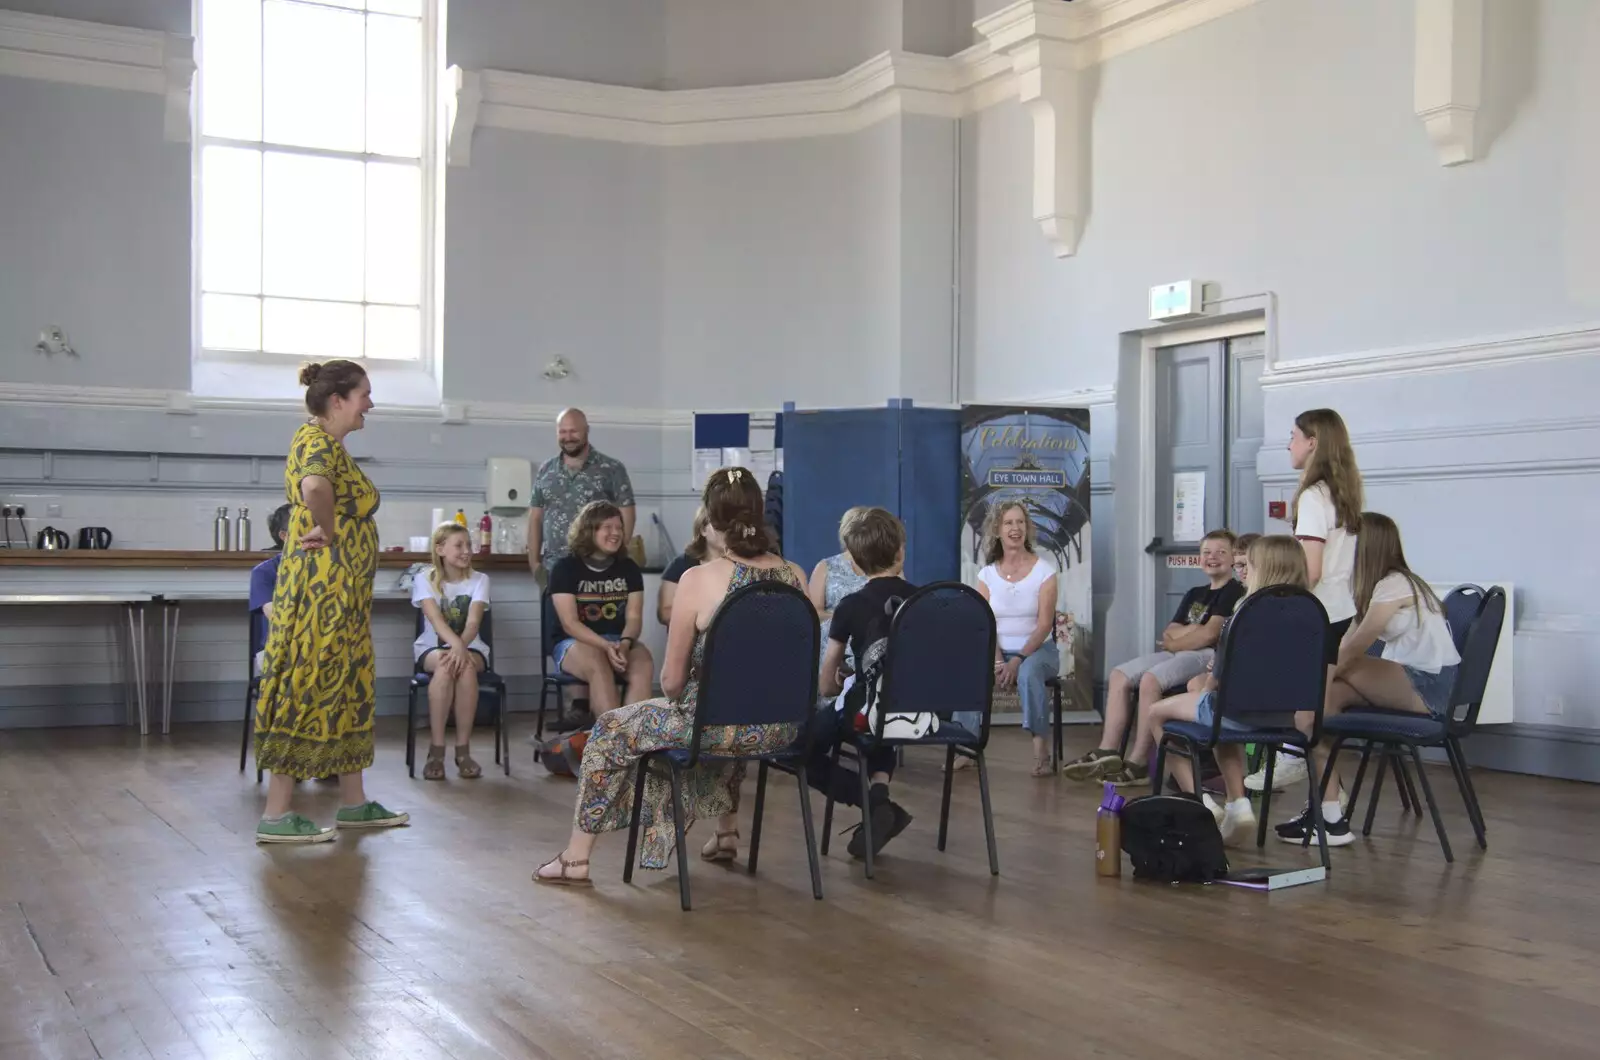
[447, 0, 664, 88]
[963, 0, 1600, 739]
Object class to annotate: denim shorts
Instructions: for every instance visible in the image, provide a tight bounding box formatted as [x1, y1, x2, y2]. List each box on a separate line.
[553, 633, 620, 671]
[1405, 664, 1457, 718]
[1194, 691, 1297, 733]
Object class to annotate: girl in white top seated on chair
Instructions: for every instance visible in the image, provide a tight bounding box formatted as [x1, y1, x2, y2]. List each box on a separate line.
[413, 522, 491, 781]
[961, 500, 1059, 777]
[1275, 511, 1461, 845]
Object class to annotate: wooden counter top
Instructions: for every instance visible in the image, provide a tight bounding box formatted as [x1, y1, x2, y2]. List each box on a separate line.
[0, 549, 536, 571]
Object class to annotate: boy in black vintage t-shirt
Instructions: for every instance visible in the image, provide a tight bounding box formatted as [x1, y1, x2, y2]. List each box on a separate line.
[811, 508, 916, 861]
[1062, 528, 1244, 784]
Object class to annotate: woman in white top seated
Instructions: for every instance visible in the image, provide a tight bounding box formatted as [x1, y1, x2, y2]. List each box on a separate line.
[1277, 511, 1462, 845]
[955, 500, 1059, 776]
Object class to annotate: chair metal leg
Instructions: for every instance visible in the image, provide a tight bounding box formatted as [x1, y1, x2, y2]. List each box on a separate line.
[1446, 737, 1487, 847]
[500, 690, 510, 775]
[1318, 737, 1345, 803]
[976, 750, 999, 876]
[1256, 747, 1277, 848]
[1408, 744, 1453, 862]
[1392, 753, 1417, 815]
[1346, 743, 1373, 816]
[1305, 755, 1331, 871]
[1186, 744, 1204, 798]
[1363, 749, 1390, 837]
[821, 743, 841, 856]
[796, 770, 823, 900]
[406, 687, 417, 778]
[857, 755, 878, 879]
[1051, 682, 1063, 771]
[1151, 740, 1168, 797]
[240, 683, 254, 773]
[748, 760, 769, 875]
[622, 758, 650, 884]
[937, 746, 955, 852]
[667, 763, 692, 911]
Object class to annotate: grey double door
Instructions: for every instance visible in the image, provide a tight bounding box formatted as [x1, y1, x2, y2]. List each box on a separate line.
[1151, 334, 1265, 644]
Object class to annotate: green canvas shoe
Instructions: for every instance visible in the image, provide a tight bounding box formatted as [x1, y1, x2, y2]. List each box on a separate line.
[255, 813, 335, 844]
[334, 802, 410, 830]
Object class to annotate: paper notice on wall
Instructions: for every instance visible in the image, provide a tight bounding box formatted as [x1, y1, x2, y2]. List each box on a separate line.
[747, 449, 778, 487]
[1172, 471, 1206, 542]
[693, 448, 724, 490]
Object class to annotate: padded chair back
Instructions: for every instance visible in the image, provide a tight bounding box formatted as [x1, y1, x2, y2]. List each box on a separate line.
[248, 607, 267, 679]
[690, 580, 821, 763]
[1211, 586, 1329, 738]
[878, 581, 997, 745]
[1446, 586, 1506, 730]
[1442, 584, 1487, 656]
[540, 591, 562, 675]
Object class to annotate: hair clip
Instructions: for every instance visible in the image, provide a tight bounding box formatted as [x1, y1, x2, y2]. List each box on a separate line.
[727, 468, 743, 483]
[742, 525, 755, 538]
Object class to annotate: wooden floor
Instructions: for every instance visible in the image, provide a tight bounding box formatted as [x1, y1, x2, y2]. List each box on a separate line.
[0, 723, 1596, 1060]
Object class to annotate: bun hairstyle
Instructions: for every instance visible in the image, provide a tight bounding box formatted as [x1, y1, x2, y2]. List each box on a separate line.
[299, 359, 367, 417]
[703, 466, 772, 559]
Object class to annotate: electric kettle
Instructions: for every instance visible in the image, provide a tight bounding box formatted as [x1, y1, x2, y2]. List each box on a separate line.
[78, 526, 113, 550]
[36, 527, 70, 550]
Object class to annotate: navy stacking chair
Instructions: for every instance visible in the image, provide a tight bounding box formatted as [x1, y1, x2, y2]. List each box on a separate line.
[622, 580, 822, 911]
[1152, 586, 1333, 870]
[406, 608, 509, 776]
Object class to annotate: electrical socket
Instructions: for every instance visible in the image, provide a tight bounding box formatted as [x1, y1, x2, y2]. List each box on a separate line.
[13, 505, 24, 518]
[46, 503, 62, 517]
[1548, 697, 1566, 717]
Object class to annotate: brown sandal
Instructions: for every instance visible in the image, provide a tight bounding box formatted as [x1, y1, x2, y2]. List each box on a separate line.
[533, 852, 592, 887]
[422, 745, 446, 781]
[700, 829, 739, 862]
[455, 748, 482, 780]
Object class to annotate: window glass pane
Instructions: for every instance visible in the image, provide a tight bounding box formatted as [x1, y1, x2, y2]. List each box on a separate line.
[365, 304, 420, 360]
[366, 13, 423, 157]
[263, 298, 364, 359]
[262, 152, 364, 301]
[199, 0, 262, 140]
[365, 163, 421, 304]
[368, 0, 423, 16]
[201, 146, 262, 294]
[202, 294, 262, 351]
[262, 0, 364, 152]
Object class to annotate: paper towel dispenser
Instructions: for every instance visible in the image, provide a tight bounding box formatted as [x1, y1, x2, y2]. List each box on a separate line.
[486, 457, 532, 510]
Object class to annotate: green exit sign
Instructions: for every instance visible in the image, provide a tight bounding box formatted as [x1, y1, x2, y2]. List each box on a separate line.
[1149, 280, 1203, 321]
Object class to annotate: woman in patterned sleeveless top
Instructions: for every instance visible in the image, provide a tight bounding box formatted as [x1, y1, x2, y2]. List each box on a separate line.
[536, 467, 811, 885]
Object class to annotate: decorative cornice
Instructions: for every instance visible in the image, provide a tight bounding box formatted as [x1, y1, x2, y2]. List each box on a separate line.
[1414, 0, 1483, 166]
[1260, 323, 1600, 389]
[0, 382, 689, 429]
[0, 9, 194, 141]
[982, 385, 1117, 409]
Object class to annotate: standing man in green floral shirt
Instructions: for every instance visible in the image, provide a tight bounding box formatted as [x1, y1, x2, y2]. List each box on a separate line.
[528, 408, 636, 588]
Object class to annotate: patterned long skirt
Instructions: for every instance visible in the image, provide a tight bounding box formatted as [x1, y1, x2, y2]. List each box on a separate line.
[574, 698, 800, 869]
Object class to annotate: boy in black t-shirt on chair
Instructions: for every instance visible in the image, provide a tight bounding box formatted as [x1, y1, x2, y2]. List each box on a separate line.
[810, 508, 915, 860]
[1062, 528, 1243, 786]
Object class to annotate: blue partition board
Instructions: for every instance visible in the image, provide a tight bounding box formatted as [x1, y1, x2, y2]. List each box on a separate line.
[780, 407, 960, 584]
[694, 413, 750, 449]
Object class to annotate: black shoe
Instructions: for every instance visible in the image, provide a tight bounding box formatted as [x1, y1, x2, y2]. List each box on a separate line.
[846, 800, 898, 860]
[1275, 806, 1354, 847]
[549, 709, 595, 734]
[885, 801, 913, 842]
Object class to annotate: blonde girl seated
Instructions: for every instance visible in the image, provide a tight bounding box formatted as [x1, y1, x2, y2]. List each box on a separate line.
[1137, 535, 1311, 845]
[412, 522, 491, 780]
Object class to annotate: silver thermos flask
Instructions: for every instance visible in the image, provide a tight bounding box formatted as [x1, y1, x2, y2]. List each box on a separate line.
[214, 506, 231, 551]
[235, 506, 252, 552]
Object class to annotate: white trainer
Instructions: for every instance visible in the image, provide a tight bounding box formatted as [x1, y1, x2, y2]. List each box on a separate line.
[1243, 753, 1308, 792]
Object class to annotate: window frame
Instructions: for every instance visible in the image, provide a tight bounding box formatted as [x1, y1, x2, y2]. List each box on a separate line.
[190, 0, 444, 375]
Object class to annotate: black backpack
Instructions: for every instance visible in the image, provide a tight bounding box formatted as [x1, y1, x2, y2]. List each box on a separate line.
[1120, 794, 1229, 882]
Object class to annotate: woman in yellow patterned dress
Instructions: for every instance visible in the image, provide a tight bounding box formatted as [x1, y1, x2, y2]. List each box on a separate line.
[254, 360, 408, 844]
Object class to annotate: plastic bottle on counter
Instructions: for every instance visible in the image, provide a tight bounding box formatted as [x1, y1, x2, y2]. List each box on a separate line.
[454, 508, 467, 527]
[235, 506, 252, 551]
[213, 506, 231, 551]
[478, 511, 492, 554]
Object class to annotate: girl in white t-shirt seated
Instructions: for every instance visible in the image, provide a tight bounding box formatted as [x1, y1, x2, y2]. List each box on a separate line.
[412, 522, 491, 780]
[1277, 511, 1461, 845]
